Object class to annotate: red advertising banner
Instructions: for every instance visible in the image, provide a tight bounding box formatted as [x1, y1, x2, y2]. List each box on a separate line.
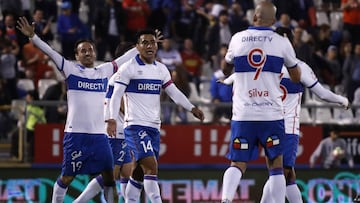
[159, 124, 323, 165]
[34, 124, 323, 165]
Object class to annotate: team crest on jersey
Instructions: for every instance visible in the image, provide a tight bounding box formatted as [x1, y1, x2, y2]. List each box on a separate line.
[138, 130, 148, 139]
[232, 138, 248, 150]
[266, 136, 280, 147]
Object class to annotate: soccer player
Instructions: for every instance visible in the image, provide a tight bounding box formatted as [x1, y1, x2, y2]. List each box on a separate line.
[107, 29, 204, 203]
[73, 43, 137, 202]
[219, 2, 301, 203]
[16, 17, 138, 203]
[259, 28, 350, 203]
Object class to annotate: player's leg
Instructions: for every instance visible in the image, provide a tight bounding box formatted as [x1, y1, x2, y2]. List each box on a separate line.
[285, 167, 302, 203]
[262, 120, 287, 203]
[52, 175, 74, 203]
[221, 121, 252, 202]
[101, 169, 118, 203]
[125, 163, 144, 202]
[221, 162, 247, 203]
[140, 156, 162, 203]
[73, 175, 103, 203]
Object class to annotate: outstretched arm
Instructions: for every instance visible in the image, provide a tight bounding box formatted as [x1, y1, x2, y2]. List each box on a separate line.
[310, 83, 349, 109]
[16, 16, 65, 72]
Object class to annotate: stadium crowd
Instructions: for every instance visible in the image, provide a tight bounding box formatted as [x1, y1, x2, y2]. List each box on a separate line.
[0, 0, 359, 137]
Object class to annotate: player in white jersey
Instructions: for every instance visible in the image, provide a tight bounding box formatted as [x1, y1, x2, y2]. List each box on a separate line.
[74, 42, 137, 202]
[219, 2, 301, 203]
[107, 29, 204, 203]
[16, 17, 139, 203]
[259, 28, 350, 203]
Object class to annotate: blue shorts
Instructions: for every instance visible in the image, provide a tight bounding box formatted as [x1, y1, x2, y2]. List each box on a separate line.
[282, 133, 299, 168]
[62, 133, 114, 176]
[109, 138, 133, 166]
[226, 120, 284, 162]
[124, 125, 160, 161]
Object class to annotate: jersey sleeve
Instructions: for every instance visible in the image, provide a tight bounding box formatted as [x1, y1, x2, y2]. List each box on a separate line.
[300, 61, 318, 88]
[225, 34, 237, 64]
[282, 37, 299, 68]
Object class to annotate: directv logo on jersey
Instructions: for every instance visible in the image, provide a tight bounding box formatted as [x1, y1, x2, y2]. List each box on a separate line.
[78, 81, 105, 91]
[242, 36, 273, 42]
[138, 83, 161, 91]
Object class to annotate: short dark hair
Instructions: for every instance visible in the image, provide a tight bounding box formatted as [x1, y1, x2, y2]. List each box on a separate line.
[275, 26, 293, 43]
[135, 29, 156, 44]
[74, 39, 95, 54]
[27, 90, 39, 100]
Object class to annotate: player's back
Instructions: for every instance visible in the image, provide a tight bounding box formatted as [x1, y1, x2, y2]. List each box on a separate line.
[226, 27, 297, 121]
[281, 61, 317, 134]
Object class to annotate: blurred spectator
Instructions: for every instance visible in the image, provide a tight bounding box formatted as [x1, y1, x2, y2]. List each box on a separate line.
[0, 38, 19, 102]
[0, 81, 14, 140]
[0, 0, 22, 18]
[273, 0, 316, 30]
[180, 38, 203, 95]
[157, 38, 183, 72]
[212, 43, 228, 72]
[122, 0, 151, 42]
[342, 43, 360, 102]
[0, 13, 27, 50]
[32, 8, 54, 43]
[24, 90, 46, 161]
[230, 0, 254, 15]
[309, 128, 354, 169]
[94, 0, 127, 61]
[161, 65, 190, 124]
[57, 1, 88, 60]
[206, 9, 234, 67]
[42, 80, 67, 123]
[274, 13, 296, 30]
[315, 24, 332, 56]
[34, 0, 58, 20]
[174, 0, 202, 40]
[325, 45, 342, 87]
[341, 0, 360, 46]
[228, 1, 250, 33]
[20, 41, 54, 88]
[210, 58, 232, 125]
[292, 26, 314, 65]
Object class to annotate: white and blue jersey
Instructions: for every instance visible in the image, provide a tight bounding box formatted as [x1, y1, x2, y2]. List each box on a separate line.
[225, 26, 299, 121]
[112, 55, 173, 130]
[281, 60, 347, 167]
[31, 34, 138, 134]
[31, 34, 137, 175]
[110, 54, 195, 161]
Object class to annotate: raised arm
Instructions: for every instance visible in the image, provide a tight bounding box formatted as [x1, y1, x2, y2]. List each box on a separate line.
[16, 17, 65, 71]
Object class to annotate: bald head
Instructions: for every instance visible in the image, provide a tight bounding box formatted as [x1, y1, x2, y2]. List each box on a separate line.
[253, 1, 277, 27]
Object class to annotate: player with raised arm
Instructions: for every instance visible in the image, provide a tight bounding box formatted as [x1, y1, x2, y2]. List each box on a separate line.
[16, 16, 138, 203]
[73, 42, 136, 203]
[107, 29, 204, 203]
[219, 2, 301, 203]
[259, 28, 350, 203]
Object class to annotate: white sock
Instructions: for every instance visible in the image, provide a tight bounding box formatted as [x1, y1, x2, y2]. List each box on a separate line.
[125, 177, 143, 203]
[120, 178, 129, 199]
[286, 184, 303, 203]
[73, 176, 103, 203]
[260, 179, 270, 203]
[268, 168, 286, 203]
[221, 166, 242, 202]
[144, 175, 162, 203]
[103, 181, 116, 203]
[52, 179, 68, 203]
